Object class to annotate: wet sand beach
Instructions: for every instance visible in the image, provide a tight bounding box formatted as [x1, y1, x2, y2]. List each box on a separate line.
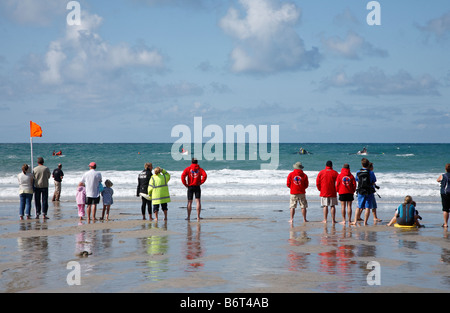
[0, 197, 449, 293]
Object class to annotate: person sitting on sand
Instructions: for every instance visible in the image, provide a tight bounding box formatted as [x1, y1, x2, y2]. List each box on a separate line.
[387, 196, 422, 227]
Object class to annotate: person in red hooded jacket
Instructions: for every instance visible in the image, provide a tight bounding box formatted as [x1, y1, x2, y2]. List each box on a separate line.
[287, 162, 309, 223]
[316, 161, 339, 224]
[181, 158, 207, 221]
[336, 163, 356, 225]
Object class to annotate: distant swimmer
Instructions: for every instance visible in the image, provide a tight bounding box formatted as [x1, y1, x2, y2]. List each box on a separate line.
[181, 148, 189, 155]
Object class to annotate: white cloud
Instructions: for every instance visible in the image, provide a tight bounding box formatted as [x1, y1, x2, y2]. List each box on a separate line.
[40, 41, 66, 84]
[322, 31, 388, 60]
[39, 11, 165, 85]
[417, 11, 450, 40]
[333, 8, 360, 27]
[219, 0, 321, 74]
[320, 68, 440, 96]
[131, 0, 208, 9]
[0, 0, 63, 26]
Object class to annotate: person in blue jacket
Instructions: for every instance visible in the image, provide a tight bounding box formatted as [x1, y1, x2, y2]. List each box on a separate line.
[387, 195, 422, 227]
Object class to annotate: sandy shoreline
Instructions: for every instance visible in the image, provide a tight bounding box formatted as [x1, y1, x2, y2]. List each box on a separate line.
[0, 197, 449, 293]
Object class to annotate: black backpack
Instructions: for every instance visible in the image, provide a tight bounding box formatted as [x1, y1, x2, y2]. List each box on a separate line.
[356, 169, 373, 195]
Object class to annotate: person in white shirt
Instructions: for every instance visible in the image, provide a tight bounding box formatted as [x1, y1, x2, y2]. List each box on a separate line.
[81, 162, 102, 221]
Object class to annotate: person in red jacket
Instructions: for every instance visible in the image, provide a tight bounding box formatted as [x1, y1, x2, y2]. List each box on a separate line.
[316, 161, 339, 224]
[181, 158, 207, 221]
[287, 162, 309, 223]
[336, 163, 356, 225]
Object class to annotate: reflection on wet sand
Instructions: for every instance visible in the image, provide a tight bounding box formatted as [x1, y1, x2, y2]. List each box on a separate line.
[184, 223, 204, 272]
[140, 221, 170, 282]
[1, 200, 450, 293]
[287, 223, 382, 292]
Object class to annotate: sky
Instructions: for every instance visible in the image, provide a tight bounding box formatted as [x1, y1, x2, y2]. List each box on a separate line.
[0, 0, 449, 143]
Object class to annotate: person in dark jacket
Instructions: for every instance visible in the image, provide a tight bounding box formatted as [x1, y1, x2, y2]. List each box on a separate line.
[437, 163, 450, 228]
[52, 163, 64, 202]
[137, 162, 153, 220]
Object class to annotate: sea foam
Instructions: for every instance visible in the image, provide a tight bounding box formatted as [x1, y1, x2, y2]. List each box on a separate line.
[0, 169, 441, 203]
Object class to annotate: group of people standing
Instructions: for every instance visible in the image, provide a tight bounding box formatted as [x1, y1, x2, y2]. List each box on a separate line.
[17, 156, 450, 228]
[287, 158, 449, 227]
[18, 157, 64, 220]
[76, 162, 114, 222]
[136, 158, 207, 221]
[17, 157, 208, 222]
[287, 158, 381, 225]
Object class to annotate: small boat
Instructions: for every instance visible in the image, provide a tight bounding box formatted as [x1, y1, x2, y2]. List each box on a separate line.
[297, 147, 311, 155]
[356, 147, 368, 155]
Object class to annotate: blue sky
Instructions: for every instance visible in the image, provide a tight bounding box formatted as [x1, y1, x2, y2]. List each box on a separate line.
[0, 0, 449, 143]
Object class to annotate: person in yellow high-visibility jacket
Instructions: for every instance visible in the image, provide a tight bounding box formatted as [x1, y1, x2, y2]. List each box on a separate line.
[148, 167, 171, 221]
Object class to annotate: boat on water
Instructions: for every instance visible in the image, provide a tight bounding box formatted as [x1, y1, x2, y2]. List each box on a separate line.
[297, 147, 311, 155]
[356, 147, 368, 155]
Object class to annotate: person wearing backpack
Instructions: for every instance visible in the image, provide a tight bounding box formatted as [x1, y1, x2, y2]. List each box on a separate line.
[437, 163, 450, 228]
[352, 158, 377, 225]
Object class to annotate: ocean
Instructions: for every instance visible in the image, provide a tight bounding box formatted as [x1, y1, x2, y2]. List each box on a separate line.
[1, 143, 448, 204]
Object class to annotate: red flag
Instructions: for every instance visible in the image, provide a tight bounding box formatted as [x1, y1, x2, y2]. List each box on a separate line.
[30, 121, 43, 138]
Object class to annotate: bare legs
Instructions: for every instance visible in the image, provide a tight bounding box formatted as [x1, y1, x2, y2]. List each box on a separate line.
[186, 199, 202, 221]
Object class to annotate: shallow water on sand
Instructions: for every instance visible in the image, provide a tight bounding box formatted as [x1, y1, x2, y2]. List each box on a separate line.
[0, 199, 449, 293]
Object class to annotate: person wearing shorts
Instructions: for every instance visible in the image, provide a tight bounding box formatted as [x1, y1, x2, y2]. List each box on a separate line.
[316, 161, 339, 224]
[287, 162, 309, 223]
[188, 185, 201, 201]
[353, 158, 377, 226]
[181, 158, 207, 221]
[148, 167, 171, 222]
[153, 203, 168, 215]
[437, 163, 450, 228]
[81, 162, 102, 221]
[336, 164, 356, 225]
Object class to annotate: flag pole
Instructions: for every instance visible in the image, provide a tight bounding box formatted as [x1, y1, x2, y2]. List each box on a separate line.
[30, 137, 34, 170]
[29, 121, 43, 218]
[30, 136, 36, 217]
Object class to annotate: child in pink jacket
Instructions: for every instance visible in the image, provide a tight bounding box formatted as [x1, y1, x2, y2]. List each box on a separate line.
[76, 182, 86, 221]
